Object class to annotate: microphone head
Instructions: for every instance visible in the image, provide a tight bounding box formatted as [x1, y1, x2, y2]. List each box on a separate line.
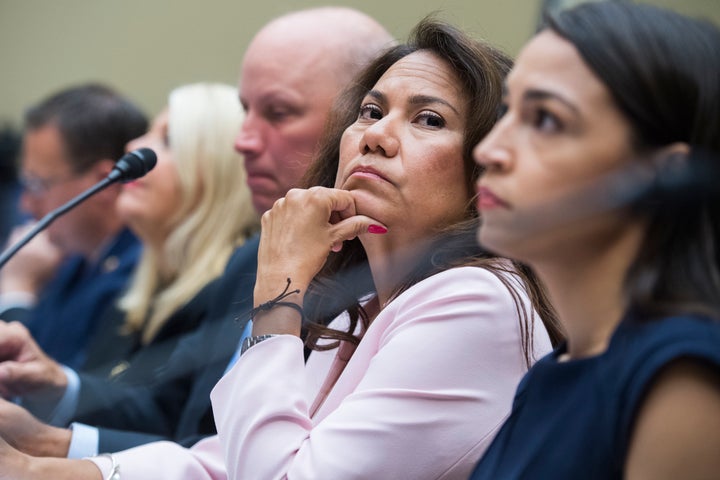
[109, 148, 158, 182]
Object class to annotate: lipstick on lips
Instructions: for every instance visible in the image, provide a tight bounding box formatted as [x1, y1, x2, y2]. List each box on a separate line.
[477, 186, 509, 210]
[349, 165, 390, 183]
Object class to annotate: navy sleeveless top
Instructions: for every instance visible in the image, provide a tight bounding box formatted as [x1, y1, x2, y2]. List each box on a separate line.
[469, 314, 720, 479]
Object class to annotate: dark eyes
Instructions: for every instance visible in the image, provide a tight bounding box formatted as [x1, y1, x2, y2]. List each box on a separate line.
[359, 104, 382, 120]
[416, 112, 445, 128]
[358, 104, 446, 128]
[497, 101, 563, 134]
[532, 107, 563, 133]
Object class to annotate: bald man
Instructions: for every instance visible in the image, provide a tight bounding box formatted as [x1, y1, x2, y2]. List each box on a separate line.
[237, 7, 392, 213]
[0, 6, 393, 469]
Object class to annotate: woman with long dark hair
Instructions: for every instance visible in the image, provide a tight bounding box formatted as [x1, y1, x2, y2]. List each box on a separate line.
[470, 3, 720, 478]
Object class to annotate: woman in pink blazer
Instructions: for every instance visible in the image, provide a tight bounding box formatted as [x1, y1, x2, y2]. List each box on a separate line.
[0, 17, 562, 480]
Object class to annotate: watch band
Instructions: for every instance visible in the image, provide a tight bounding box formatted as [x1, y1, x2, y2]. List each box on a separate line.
[240, 334, 279, 355]
[97, 453, 120, 480]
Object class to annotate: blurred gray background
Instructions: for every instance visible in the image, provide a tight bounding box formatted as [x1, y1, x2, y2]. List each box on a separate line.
[2, 0, 719, 127]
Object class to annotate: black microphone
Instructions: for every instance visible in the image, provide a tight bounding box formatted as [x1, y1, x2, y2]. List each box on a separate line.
[639, 150, 719, 206]
[108, 147, 157, 182]
[583, 149, 720, 214]
[0, 148, 157, 270]
[486, 151, 719, 240]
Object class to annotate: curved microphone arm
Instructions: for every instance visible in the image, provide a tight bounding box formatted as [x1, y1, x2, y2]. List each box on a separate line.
[0, 148, 156, 270]
[0, 178, 115, 270]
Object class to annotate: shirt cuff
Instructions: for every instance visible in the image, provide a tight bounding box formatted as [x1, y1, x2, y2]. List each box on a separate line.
[0, 291, 36, 315]
[47, 366, 80, 426]
[224, 320, 253, 375]
[67, 422, 99, 458]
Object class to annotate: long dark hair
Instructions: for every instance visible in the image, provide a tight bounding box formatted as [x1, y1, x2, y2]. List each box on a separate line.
[548, 3, 720, 320]
[300, 17, 563, 364]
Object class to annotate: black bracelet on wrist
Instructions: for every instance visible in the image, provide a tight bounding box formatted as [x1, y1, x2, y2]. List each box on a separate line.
[245, 277, 305, 322]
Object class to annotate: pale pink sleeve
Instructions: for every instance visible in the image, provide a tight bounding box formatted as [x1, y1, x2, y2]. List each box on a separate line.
[88, 436, 227, 480]
[211, 267, 552, 480]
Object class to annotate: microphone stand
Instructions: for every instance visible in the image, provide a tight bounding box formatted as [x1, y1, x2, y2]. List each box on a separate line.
[0, 176, 116, 270]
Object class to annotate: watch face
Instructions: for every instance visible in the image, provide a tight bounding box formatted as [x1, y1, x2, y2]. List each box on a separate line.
[240, 336, 255, 355]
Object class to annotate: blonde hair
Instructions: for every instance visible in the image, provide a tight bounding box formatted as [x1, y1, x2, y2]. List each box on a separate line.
[118, 83, 258, 343]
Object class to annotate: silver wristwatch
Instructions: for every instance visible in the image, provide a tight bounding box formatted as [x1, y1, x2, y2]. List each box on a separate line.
[240, 334, 279, 355]
[97, 453, 120, 480]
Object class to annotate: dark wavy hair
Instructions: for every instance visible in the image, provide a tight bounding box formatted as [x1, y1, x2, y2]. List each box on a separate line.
[547, 2, 720, 320]
[300, 17, 564, 365]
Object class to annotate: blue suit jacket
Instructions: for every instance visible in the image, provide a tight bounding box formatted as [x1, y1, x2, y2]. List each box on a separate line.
[25, 228, 140, 369]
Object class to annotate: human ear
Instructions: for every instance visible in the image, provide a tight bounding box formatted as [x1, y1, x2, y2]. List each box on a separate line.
[650, 142, 688, 186]
[653, 142, 689, 172]
[649, 142, 718, 206]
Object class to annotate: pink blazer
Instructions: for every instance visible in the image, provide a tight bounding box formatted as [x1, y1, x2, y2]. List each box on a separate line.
[91, 266, 552, 479]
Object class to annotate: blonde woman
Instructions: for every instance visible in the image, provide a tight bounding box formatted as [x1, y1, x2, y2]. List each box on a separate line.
[113, 83, 257, 351]
[0, 83, 258, 455]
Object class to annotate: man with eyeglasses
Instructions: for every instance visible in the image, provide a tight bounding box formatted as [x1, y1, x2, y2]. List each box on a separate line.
[0, 84, 147, 370]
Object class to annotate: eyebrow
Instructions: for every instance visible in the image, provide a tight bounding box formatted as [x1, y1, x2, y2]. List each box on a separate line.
[366, 90, 461, 116]
[526, 89, 580, 115]
[503, 83, 581, 115]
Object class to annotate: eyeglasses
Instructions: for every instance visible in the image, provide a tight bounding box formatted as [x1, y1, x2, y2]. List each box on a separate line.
[19, 172, 81, 196]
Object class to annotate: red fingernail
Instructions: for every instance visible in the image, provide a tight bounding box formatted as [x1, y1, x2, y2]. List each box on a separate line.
[367, 225, 387, 234]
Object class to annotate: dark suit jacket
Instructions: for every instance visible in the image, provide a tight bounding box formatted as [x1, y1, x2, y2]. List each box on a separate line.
[0, 180, 20, 248]
[6, 228, 141, 369]
[72, 235, 259, 452]
[80, 266, 224, 383]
